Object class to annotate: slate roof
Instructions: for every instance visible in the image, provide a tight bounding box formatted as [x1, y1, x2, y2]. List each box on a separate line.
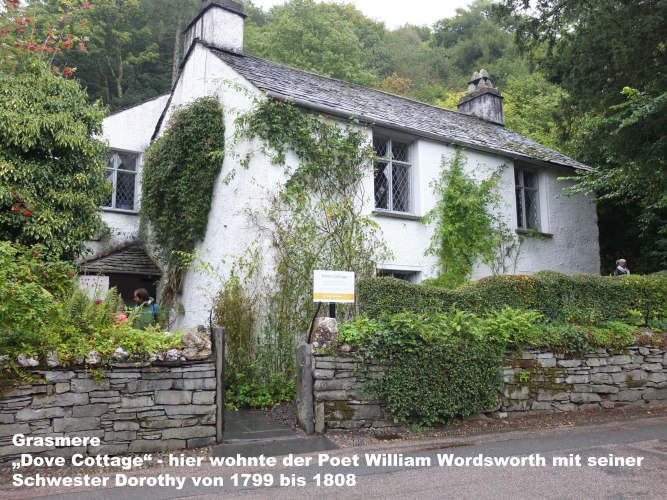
[213, 49, 588, 170]
[81, 246, 161, 276]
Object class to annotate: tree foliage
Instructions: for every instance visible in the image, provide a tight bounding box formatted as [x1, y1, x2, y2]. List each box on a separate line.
[0, 67, 109, 260]
[503, 0, 667, 272]
[244, 0, 377, 85]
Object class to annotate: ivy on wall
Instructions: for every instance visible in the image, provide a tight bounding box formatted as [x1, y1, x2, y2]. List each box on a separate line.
[237, 99, 389, 336]
[422, 150, 520, 288]
[211, 98, 390, 406]
[140, 96, 225, 308]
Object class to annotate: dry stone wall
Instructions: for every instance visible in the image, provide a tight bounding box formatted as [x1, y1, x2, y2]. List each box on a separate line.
[0, 359, 221, 464]
[305, 346, 667, 433]
[311, 353, 394, 433]
[501, 346, 667, 415]
[0, 328, 225, 463]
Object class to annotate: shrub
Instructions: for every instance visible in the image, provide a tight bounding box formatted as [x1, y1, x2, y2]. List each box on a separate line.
[0, 242, 73, 355]
[373, 338, 504, 428]
[343, 309, 507, 428]
[357, 272, 667, 323]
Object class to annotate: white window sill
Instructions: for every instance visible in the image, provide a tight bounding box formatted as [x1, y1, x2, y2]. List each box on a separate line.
[102, 207, 139, 215]
[515, 228, 553, 238]
[372, 210, 421, 221]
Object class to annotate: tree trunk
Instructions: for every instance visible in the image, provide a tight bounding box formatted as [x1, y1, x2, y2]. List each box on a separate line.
[172, 3, 183, 87]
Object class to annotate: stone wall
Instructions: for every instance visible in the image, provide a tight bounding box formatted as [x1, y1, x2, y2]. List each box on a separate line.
[0, 328, 225, 463]
[310, 352, 394, 433]
[300, 345, 667, 433]
[501, 346, 667, 415]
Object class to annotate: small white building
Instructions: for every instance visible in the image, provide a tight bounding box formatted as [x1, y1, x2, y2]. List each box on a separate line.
[94, 0, 600, 326]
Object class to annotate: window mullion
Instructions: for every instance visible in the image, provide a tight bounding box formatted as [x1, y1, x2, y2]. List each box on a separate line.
[112, 168, 117, 209]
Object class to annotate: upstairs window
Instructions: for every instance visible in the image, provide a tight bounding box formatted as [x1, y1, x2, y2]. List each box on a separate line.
[515, 168, 539, 230]
[374, 137, 412, 213]
[105, 151, 138, 211]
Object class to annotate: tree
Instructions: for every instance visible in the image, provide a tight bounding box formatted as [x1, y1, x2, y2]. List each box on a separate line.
[244, 0, 376, 85]
[502, 0, 667, 272]
[0, 67, 110, 260]
[432, 0, 531, 88]
[503, 72, 565, 150]
[0, 0, 89, 76]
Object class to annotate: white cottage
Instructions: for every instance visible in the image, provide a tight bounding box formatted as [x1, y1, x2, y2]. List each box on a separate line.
[94, 0, 600, 326]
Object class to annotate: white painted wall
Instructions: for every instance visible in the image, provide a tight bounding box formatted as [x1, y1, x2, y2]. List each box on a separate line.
[102, 94, 170, 152]
[157, 43, 298, 328]
[101, 42, 600, 329]
[369, 136, 599, 280]
[86, 94, 171, 260]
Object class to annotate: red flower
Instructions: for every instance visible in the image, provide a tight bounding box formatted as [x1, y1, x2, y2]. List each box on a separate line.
[78, 42, 87, 51]
[95, 298, 104, 305]
[80, 22, 86, 26]
[18, 28, 24, 34]
[83, 2, 90, 8]
[24, 17, 30, 22]
[63, 41, 71, 48]
[29, 44, 36, 51]
[14, 42, 21, 47]
[64, 68, 73, 76]
[22, 210, 32, 216]
[17, 19, 24, 25]
[12, 191, 17, 196]
[66, 271, 74, 278]
[12, 206, 19, 212]
[58, 18, 64, 23]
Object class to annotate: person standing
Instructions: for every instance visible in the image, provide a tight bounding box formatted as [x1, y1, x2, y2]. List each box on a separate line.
[133, 288, 161, 330]
[614, 259, 630, 276]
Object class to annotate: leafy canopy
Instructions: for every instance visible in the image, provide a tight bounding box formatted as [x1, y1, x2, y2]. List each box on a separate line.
[0, 67, 109, 260]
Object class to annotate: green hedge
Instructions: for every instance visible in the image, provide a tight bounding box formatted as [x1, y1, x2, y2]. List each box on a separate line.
[374, 338, 504, 427]
[357, 272, 667, 322]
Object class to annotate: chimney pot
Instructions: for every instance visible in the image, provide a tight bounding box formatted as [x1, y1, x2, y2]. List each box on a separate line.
[458, 69, 504, 126]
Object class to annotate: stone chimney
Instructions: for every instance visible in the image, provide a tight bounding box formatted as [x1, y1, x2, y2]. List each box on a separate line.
[184, 0, 246, 55]
[457, 69, 504, 126]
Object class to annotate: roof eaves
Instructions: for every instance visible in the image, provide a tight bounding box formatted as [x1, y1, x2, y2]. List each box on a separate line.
[265, 90, 589, 171]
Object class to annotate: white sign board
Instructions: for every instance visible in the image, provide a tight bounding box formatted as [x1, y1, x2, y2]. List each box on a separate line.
[313, 270, 355, 303]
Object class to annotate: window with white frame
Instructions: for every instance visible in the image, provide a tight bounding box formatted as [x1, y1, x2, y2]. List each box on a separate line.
[378, 270, 418, 283]
[515, 168, 539, 230]
[104, 151, 138, 211]
[373, 137, 412, 213]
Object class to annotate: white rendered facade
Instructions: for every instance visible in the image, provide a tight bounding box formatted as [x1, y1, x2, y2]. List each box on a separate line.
[96, 0, 600, 328]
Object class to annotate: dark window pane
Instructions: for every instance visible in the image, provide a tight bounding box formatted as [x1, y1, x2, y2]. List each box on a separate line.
[392, 272, 412, 282]
[392, 141, 409, 162]
[392, 165, 410, 212]
[516, 187, 524, 228]
[374, 162, 389, 209]
[118, 154, 137, 172]
[514, 168, 522, 186]
[523, 170, 537, 189]
[107, 153, 116, 170]
[525, 189, 539, 229]
[116, 172, 135, 210]
[373, 138, 388, 158]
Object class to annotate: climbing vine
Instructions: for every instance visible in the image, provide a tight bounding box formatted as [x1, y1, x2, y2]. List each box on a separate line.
[212, 98, 390, 405]
[140, 96, 225, 310]
[239, 98, 389, 330]
[422, 151, 519, 288]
